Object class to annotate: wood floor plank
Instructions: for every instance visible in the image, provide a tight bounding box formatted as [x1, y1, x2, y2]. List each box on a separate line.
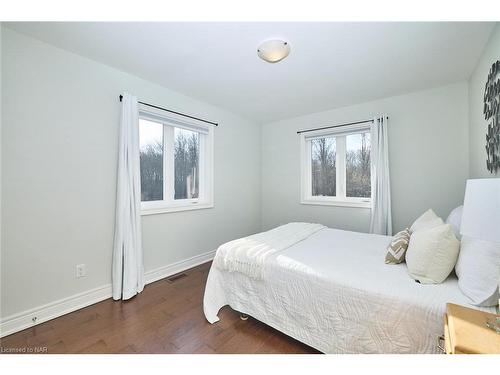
[0, 262, 319, 354]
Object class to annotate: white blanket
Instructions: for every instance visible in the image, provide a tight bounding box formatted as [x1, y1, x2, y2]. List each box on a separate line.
[213, 222, 325, 280]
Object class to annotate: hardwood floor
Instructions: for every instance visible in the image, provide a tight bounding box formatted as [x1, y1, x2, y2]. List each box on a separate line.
[0, 262, 319, 354]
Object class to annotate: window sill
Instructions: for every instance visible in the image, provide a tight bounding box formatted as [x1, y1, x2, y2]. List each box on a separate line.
[141, 203, 214, 216]
[300, 199, 371, 209]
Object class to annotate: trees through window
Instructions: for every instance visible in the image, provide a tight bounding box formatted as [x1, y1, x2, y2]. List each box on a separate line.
[346, 133, 371, 198]
[302, 128, 371, 207]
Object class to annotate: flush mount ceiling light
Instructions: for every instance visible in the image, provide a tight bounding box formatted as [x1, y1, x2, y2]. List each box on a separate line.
[257, 40, 290, 63]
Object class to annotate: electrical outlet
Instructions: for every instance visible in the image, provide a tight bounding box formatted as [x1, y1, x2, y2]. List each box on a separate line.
[76, 264, 86, 278]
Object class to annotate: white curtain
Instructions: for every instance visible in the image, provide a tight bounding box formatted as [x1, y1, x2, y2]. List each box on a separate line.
[112, 93, 144, 300]
[369, 116, 392, 236]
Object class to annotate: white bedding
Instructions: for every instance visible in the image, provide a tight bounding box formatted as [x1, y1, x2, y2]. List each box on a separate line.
[203, 227, 495, 354]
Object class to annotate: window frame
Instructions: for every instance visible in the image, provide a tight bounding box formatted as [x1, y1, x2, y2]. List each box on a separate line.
[138, 104, 214, 215]
[300, 124, 372, 209]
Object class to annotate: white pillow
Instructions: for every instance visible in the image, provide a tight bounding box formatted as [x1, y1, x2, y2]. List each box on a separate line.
[445, 205, 463, 240]
[455, 236, 500, 307]
[406, 224, 460, 284]
[410, 209, 444, 233]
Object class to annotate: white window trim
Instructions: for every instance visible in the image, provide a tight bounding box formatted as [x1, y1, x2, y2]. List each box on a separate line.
[139, 105, 214, 215]
[300, 124, 372, 209]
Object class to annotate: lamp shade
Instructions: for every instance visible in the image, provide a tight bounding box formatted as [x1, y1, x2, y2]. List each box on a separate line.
[460, 178, 500, 243]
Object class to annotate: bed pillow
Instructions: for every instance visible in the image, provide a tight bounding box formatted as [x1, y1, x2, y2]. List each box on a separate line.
[455, 236, 500, 307]
[445, 205, 463, 240]
[410, 209, 444, 233]
[385, 228, 411, 264]
[406, 224, 460, 284]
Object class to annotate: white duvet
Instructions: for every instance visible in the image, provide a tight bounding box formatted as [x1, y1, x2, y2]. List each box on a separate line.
[203, 226, 496, 354]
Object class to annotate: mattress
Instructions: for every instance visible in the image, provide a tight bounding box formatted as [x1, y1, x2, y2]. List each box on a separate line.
[203, 227, 495, 354]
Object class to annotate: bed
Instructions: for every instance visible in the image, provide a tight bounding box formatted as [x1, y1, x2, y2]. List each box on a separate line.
[203, 223, 496, 354]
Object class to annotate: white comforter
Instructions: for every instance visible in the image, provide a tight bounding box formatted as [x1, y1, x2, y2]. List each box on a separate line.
[203, 227, 495, 354]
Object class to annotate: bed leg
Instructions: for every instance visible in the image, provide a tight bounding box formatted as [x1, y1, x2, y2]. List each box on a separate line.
[240, 313, 249, 321]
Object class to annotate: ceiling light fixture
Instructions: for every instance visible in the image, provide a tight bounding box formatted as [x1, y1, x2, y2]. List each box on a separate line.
[257, 40, 290, 63]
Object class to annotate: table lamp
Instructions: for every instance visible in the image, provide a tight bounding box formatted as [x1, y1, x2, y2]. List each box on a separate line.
[460, 178, 500, 332]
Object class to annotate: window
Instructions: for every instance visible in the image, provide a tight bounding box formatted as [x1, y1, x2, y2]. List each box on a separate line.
[139, 106, 214, 214]
[311, 137, 337, 197]
[301, 125, 371, 208]
[140, 119, 164, 202]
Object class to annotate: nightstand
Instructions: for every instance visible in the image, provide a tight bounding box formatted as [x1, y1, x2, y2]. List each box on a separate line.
[439, 303, 500, 354]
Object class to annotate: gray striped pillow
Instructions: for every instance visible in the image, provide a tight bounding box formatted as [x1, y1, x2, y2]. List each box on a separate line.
[385, 228, 411, 264]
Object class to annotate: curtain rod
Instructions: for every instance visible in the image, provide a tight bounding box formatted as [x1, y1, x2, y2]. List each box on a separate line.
[296, 117, 388, 135]
[119, 95, 218, 127]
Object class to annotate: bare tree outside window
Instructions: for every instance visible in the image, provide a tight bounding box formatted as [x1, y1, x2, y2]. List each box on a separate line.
[139, 119, 163, 201]
[346, 132, 371, 198]
[311, 137, 336, 196]
[174, 128, 199, 200]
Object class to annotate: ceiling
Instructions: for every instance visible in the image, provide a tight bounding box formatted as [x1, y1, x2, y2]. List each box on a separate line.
[6, 22, 495, 123]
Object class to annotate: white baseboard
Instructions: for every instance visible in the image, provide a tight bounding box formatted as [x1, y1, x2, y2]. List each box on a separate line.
[144, 249, 215, 285]
[0, 250, 216, 338]
[0, 284, 113, 339]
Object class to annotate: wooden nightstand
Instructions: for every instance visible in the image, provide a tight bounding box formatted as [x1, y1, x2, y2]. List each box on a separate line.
[439, 303, 500, 354]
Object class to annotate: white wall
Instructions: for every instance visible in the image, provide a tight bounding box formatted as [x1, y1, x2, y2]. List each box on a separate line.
[261, 83, 470, 233]
[1, 28, 261, 319]
[468, 23, 500, 178]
